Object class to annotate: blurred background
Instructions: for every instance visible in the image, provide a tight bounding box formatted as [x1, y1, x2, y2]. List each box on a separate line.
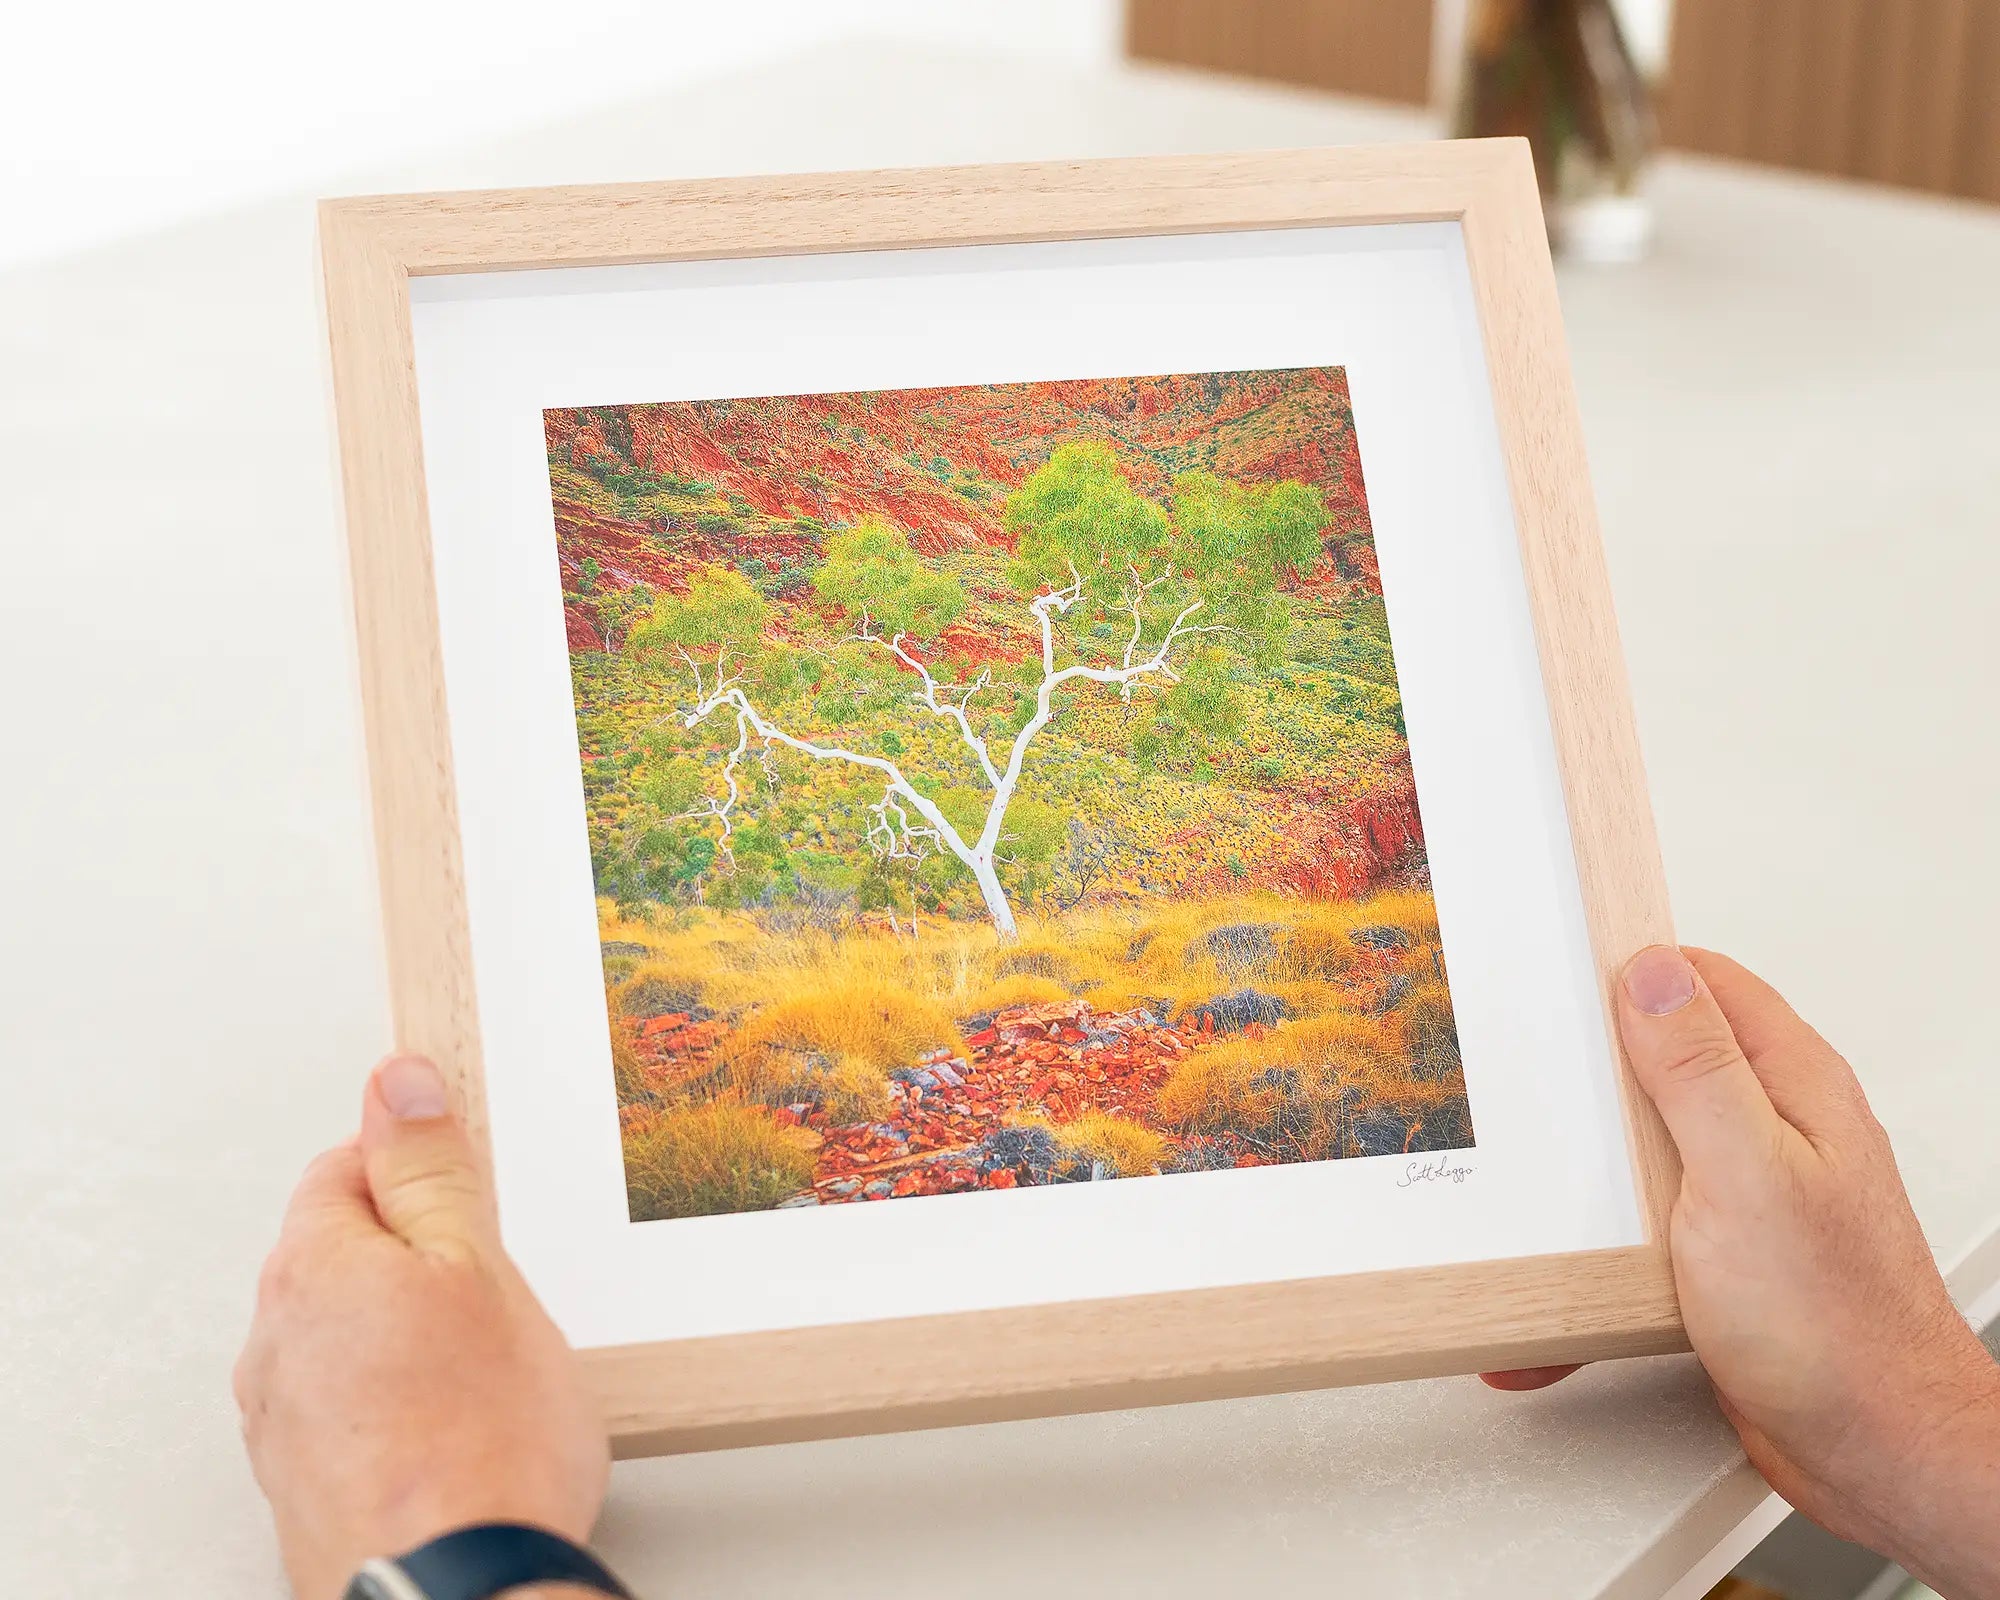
[4, 0, 1994, 269]
[1130, 0, 1997, 200]
[2, 6, 1994, 1600]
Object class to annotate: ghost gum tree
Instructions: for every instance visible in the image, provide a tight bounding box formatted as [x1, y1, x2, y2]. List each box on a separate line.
[627, 442, 1328, 939]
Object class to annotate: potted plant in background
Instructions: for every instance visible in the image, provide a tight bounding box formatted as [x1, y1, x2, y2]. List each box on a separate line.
[1445, 0, 1658, 261]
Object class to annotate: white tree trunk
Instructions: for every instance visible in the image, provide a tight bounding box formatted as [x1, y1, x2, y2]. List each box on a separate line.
[968, 852, 1018, 941]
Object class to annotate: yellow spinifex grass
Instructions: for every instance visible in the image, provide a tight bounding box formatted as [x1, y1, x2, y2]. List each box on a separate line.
[601, 884, 1464, 1174]
[595, 888, 1447, 1039]
[735, 980, 966, 1070]
[727, 980, 968, 1121]
[1152, 1005, 1452, 1164]
[623, 1101, 817, 1221]
[1047, 1110, 1168, 1177]
[961, 972, 1071, 1016]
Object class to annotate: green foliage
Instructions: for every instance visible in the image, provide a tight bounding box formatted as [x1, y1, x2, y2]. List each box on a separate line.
[1171, 474, 1327, 580]
[812, 518, 967, 638]
[635, 758, 706, 816]
[1161, 652, 1247, 741]
[588, 581, 653, 654]
[999, 796, 1064, 901]
[576, 453, 710, 501]
[1004, 442, 1169, 598]
[564, 420, 1401, 927]
[631, 567, 768, 662]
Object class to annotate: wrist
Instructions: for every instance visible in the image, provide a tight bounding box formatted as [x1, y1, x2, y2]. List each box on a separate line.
[1863, 1337, 2000, 1594]
[347, 1524, 627, 1600]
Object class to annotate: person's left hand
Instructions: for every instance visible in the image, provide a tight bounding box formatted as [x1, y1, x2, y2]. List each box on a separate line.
[234, 1056, 611, 1600]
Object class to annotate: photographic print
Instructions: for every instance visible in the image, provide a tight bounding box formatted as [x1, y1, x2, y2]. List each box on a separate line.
[543, 368, 1471, 1224]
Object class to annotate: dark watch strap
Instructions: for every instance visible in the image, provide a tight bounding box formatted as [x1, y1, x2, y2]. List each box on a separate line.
[348, 1522, 632, 1600]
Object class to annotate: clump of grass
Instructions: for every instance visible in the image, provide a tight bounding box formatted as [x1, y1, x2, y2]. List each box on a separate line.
[962, 972, 1070, 1017]
[1392, 977, 1462, 1080]
[1362, 886, 1441, 942]
[623, 1103, 815, 1221]
[747, 1053, 896, 1123]
[991, 928, 1131, 996]
[738, 980, 964, 1068]
[609, 1024, 651, 1105]
[731, 980, 965, 1121]
[1047, 1110, 1167, 1177]
[613, 963, 710, 1019]
[1156, 1011, 1399, 1162]
[1278, 922, 1368, 981]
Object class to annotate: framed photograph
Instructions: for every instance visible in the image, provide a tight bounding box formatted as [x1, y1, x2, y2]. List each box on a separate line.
[320, 142, 1683, 1457]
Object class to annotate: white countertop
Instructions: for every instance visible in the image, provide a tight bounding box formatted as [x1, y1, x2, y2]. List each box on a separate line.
[4, 41, 1997, 1600]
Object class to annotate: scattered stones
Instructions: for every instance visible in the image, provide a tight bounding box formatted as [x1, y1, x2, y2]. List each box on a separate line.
[724, 970, 1466, 1207]
[774, 1193, 821, 1209]
[974, 1124, 1069, 1181]
[601, 941, 651, 960]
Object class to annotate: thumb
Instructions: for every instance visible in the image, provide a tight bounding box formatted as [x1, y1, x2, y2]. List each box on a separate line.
[359, 1055, 497, 1263]
[1618, 946, 1790, 1188]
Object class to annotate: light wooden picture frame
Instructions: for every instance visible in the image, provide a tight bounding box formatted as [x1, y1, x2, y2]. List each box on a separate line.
[320, 141, 1684, 1459]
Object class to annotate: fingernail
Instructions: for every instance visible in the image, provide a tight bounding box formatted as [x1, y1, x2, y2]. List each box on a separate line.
[1623, 945, 1697, 1016]
[377, 1056, 449, 1120]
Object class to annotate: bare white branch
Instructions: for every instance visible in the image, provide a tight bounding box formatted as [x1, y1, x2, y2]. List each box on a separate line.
[852, 620, 1002, 787]
[866, 789, 943, 862]
[668, 706, 751, 870]
[1118, 564, 1174, 697]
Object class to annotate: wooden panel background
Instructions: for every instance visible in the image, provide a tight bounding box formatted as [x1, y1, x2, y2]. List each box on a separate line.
[1125, 0, 2000, 205]
[1127, 0, 1438, 106]
[1664, 0, 2000, 203]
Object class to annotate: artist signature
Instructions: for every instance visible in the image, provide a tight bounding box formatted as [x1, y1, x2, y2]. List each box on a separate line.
[1395, 1157, 1475, 1188]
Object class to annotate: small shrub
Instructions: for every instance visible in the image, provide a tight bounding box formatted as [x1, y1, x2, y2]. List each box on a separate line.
[623, 1103, 815, 1221]
[1181, 988, 1289, 1033]
[1157, 1012, 1396, 1161]
[1194, 922, 1279, 977]
[738, 980, 963, 1069]
[616, 975, 708, 1020]
[1049, 1111, 1166, 1177]
[1397, 978, 1462, 1080]
[609, 1026, 651, 1106]
[732, 980, 964, 1121]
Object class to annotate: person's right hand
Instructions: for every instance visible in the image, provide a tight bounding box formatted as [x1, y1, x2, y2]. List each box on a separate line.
[1488, 947, 2000, 1599]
